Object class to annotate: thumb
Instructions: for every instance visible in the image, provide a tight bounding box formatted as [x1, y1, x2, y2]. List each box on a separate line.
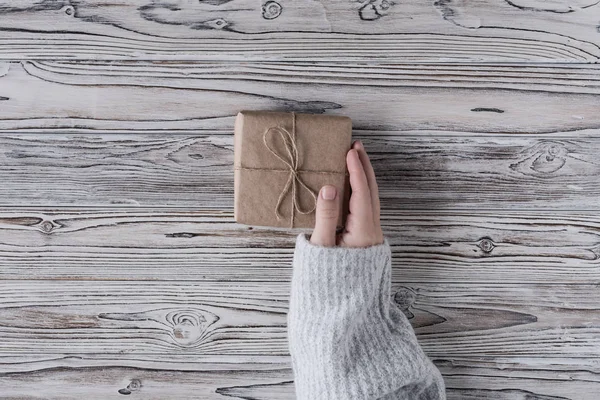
[310, 185, 339, 247]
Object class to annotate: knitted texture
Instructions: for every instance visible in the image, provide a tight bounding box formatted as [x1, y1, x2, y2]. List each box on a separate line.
[288, 234, 446, 400]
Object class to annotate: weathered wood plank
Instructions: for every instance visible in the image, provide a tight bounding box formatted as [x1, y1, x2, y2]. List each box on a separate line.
[0, 356, 598, 399]
[0, 354, 293, 374]
[2, 133, 600, 209]
[0, 362, 293, 399]
[2, 209, 600, 283]
[0, 1, 598, 61]
[1, 61, 600, 134]
[0, 281, 597, 357]
[439, 357, 600, 400]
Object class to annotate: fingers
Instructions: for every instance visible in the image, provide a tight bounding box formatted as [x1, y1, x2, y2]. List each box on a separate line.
[310, 185, 340, 247]
[346, 148, 373, 224]
[353, 140, 381, 227]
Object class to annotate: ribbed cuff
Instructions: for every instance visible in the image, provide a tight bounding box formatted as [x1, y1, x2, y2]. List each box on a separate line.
[291, 234, 390, 313]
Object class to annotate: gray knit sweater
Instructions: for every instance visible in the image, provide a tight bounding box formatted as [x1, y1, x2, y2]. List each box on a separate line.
[288, 234, 446, 400]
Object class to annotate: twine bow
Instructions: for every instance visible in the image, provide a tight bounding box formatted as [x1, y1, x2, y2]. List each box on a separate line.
[263, 112, 318, 227]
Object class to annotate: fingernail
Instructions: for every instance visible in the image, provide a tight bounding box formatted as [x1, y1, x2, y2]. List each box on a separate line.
[321, 185, 337, 200]
[356, 140, 363, 149]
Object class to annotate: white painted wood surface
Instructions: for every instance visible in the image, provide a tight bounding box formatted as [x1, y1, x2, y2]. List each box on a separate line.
[0, 280, 598, 357]
[1, 2, 599, 399]
[0, 0, 599, 61]
[1, 134, 600, 209]
[1, 357, 599, 399]
[1, 209, 600, 283]
[1, 61, 600, 134]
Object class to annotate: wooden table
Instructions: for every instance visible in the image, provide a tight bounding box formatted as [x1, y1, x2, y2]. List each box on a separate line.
[0, 1, 599, 398]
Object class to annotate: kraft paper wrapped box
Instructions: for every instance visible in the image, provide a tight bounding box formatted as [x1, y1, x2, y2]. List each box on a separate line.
[234, 111, 352, 229]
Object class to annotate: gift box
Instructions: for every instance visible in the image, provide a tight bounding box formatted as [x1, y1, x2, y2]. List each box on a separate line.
[234, 111, 352, 228]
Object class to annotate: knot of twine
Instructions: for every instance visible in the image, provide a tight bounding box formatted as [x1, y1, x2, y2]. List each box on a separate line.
[263, 112, 318, 227]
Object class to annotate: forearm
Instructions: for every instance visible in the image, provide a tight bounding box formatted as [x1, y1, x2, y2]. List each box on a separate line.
[288, 233, 446, 400]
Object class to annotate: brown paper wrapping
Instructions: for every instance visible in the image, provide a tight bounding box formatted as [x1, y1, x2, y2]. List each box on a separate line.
[234, 111, 352, 229]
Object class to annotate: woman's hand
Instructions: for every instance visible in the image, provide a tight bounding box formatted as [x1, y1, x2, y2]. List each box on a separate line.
[310, 140, 384, 248]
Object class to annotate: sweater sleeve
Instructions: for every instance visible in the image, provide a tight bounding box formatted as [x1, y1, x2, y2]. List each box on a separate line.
[288, 233, 446, 400]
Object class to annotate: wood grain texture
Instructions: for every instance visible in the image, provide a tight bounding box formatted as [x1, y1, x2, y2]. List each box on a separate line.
[2, 133, 600, 209]
[1, 61, 600, 134]
[1, 2, 598, 398]
[440, 357, 600, 400]
[0, 281, 597, 357]
[0, 356, 599, 399]
[0, 0, 599, 61]
[2, 209, 600, 283]
[0, 361, 294, 400]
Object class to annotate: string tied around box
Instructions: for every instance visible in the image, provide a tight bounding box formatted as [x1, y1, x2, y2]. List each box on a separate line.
[236, 112, 347, 228]
[263, 112, 317, 227]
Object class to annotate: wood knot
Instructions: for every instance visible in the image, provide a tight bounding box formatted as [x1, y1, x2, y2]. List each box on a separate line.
[118, 379, 142, 395]
[393, 287, 416, 319]
[63, 6, 75, 16]
[477, 237, 495, 254]
[510, 141, 569, 176]
[262, 1, 282, 19]
[167, 310, 212, 346]
[98, 307, 219, 348]
[358, 0, 394, 21]
[205, 18, 229, 29]
[530, 142, 568, 173]
[38, 220, 58, 234]
[128, 379, 142, 391]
